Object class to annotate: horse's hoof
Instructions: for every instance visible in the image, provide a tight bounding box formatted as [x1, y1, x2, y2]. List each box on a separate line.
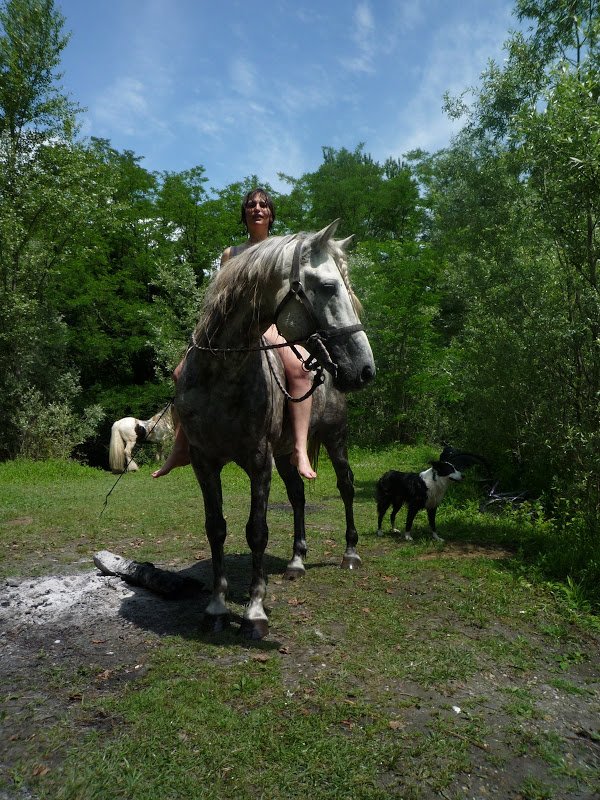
[201, 613, 230, 633]
[283, 566, 305, 580]
[239, 618, 269, 640]
[341, 554, 361, 570]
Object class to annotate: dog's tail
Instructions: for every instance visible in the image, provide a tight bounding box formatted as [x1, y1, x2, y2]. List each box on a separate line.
[375, 473, 387, 503]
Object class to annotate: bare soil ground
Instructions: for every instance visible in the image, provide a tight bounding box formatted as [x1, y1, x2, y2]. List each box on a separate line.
[1, 544, 599, 799]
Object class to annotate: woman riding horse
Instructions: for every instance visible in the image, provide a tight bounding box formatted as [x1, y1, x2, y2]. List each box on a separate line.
[152, 188, 317, 480]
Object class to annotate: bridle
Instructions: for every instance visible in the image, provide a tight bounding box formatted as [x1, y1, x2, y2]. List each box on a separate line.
[191, 237, 364, 399]
[271, 238, 365, 380]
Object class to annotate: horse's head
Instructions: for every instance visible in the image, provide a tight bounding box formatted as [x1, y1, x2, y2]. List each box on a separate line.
[273, 221, 375, 393]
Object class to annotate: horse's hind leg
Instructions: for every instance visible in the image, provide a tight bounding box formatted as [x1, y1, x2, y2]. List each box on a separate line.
[190, 454, 230, 632]
[325, 440, 361, 570]
[275, 454, 307, 580]
[123, 436, 138, 472]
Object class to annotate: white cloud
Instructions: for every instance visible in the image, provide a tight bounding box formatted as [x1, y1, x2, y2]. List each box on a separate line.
[385, 8, 512, 159]
[341, 1, 377, 74]
[93, 73, 176, 145]
[229, 57, 260, 99]
[355, 1, 375, 39]
[95, 77, 150, 135]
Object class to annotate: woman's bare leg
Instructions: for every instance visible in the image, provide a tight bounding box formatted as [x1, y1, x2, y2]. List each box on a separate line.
[265, 325, 316, 480]
[151, 425, 190, 477]
[288, 391, 316, 479]
[152, 359, 191, 478]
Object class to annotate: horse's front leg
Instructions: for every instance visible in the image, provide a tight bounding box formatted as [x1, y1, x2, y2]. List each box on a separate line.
[274, 454, 307, 580]
[190, 452, 229, 632]
[326, 442, 361, 570]
[240, 458, 272, 639]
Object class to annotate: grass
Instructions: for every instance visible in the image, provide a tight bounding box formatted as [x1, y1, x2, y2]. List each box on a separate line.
[1, 447, 600, 799]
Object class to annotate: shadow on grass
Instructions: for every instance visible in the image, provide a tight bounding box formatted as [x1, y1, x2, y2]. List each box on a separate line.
[115, 550, 331, 650]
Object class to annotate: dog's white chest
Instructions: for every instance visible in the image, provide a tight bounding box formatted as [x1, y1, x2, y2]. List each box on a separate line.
[420, 469, 449, 509]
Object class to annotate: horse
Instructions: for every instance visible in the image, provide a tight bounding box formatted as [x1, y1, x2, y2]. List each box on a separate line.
[176, 220, 376, 638]
[108, 406, 174, 474]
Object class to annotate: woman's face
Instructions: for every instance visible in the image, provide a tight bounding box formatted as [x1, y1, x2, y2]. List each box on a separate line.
[245, 195, 273, 235]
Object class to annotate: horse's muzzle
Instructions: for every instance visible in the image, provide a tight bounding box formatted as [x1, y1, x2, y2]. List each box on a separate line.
[361, 363, 376, 384]
[332, 360, 376, 393]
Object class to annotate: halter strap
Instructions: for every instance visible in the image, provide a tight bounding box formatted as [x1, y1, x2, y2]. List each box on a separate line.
[273, 238, 365, 341]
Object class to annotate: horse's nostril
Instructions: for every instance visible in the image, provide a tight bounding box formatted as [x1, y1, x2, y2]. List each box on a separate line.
[361, 364, 375, 383]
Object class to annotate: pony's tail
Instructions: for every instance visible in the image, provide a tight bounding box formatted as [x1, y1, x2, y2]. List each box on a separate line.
[109, 422, 125, 474]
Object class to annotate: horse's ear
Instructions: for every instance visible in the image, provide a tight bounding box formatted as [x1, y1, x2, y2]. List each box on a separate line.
[336, 234, 354, 252]
[309, 219, 341, 251]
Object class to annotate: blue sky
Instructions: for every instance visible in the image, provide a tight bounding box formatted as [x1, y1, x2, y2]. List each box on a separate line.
[56, 0, 516, 193]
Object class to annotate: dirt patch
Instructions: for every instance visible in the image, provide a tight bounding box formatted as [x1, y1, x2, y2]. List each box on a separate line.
[414, 542, 514, 560]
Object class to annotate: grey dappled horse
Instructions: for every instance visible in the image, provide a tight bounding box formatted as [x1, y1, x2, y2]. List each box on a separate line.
[177, 220, 375, 638]
[108, 407, 174, 474]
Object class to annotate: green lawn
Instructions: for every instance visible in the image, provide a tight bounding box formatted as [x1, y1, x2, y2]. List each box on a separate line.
[1, 451, 599, 799]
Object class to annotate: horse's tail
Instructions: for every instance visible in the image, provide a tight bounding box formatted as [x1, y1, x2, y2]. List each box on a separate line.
[308, 438, 321, 475]
[109, 422, 125, 474]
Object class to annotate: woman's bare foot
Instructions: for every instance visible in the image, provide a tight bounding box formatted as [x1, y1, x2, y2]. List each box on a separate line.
[291, 449, 317, 480]
[151, 446, 190, 478]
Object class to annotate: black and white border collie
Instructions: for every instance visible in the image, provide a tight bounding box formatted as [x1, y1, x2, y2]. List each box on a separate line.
[376, 460, 463, 541]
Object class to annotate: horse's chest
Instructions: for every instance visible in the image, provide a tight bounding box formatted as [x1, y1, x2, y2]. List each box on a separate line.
[178, 378, 283, 450]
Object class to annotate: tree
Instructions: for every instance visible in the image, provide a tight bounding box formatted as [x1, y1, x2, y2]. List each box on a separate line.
[54, 140, 164, 413]
[0, 0, 106, 459]
[0, 0, 77, 140]
[348, 240, 446, 445]
[427, 0, 600, 513]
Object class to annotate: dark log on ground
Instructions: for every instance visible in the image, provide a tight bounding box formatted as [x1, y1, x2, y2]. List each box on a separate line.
[93, 550, 204, 600]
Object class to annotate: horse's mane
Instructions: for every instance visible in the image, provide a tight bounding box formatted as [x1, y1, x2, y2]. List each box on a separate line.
[330, 243, 363, 317]
[194, 231, 361, 343]
[194, 233, 299, 342]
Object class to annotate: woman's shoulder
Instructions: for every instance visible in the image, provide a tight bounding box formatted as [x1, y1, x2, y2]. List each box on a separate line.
[221, 242, 249, 266]
[220, 245, 234, 265]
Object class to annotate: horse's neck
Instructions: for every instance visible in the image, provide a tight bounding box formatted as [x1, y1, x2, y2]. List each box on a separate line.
[207, 281, 282, 350]
[198, 241, 292, 351]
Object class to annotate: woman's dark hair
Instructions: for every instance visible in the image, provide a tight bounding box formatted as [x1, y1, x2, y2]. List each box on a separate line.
[240, 188, 275, 232]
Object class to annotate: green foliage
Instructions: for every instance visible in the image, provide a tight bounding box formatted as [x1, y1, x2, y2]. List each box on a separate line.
[0, 0, 102, 459]
[0, 0, 78, 138]
[16, 376, 104, 460]
[14, 377, 104, 460]
[279, 143, 422, 240]
[422, 1, 600, 519]
[348, 241, 449, 444]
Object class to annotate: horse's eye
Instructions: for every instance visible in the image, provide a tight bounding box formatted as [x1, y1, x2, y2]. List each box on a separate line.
[320, 282, 337, 297]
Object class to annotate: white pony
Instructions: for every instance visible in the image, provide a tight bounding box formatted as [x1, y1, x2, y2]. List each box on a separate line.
[108, 406, 174, 474]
